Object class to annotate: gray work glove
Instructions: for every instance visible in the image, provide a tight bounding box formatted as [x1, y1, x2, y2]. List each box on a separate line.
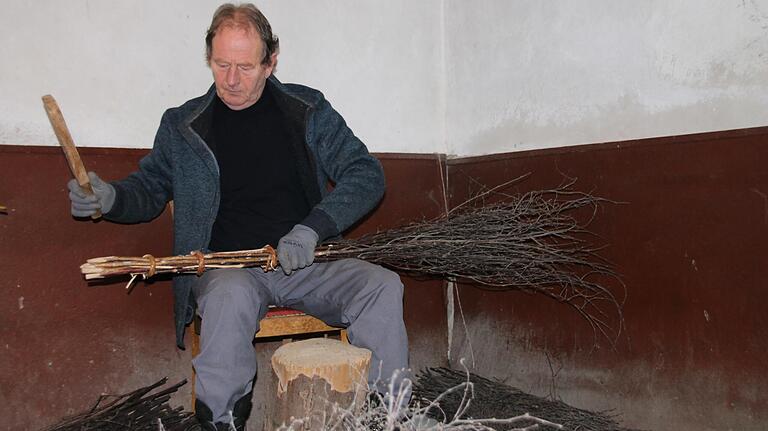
[68, 171, 116, 218]
[277, 224, 319, 275]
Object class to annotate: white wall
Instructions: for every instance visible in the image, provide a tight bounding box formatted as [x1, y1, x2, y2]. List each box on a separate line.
[1, 1, 767, 156]
[444, 0, 768, 155]
[0, 0, 444, 153]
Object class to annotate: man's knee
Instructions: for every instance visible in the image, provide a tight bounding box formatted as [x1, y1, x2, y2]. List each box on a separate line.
[361, 265, 404, 310]
[372, 266, 404, 296]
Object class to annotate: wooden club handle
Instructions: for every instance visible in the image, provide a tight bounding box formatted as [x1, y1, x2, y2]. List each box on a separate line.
[42, 95, 101, 219]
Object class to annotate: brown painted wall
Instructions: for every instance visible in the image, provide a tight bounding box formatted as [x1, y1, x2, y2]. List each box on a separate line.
[3, 127, 766, 430]
[0, 146, 182, 431]
[0, 148, 448, 430]
[445, 127, 768, 431]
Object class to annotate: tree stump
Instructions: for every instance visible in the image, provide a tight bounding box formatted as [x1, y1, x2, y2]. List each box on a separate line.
[268, 338, 371, 430]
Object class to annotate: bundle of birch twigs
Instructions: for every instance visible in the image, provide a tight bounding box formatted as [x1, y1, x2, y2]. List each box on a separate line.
[81, 177, 624, 342]
[412, 367, 638, 431]
[42, 378, 195, 431]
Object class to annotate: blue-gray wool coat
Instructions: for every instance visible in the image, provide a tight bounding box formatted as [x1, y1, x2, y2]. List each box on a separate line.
[106, 76, 385, 348]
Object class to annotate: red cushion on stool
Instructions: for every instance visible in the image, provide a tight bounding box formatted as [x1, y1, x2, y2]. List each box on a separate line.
[265, 307, 307, 318]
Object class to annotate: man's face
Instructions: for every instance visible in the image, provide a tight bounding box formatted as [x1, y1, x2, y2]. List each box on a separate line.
[210, 25, 276, 110]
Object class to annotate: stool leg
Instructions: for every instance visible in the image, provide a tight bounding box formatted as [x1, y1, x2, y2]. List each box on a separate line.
[189, 324, 201, 412]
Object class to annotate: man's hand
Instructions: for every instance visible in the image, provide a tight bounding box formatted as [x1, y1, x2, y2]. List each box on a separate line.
[68, 171, 115, 218]
[277, 224, 319, 275]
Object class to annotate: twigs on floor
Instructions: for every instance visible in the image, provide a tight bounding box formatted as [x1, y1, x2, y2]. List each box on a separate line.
[41, 378, 195, 431]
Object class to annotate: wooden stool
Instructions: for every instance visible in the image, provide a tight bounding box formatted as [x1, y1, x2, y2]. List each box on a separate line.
[253, 307, 349, 342]
[268, 338, 371, 430]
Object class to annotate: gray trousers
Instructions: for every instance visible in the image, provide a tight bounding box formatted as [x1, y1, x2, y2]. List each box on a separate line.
[191, 258, 410, 422]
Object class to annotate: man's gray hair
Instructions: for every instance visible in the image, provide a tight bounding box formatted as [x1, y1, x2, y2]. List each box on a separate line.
[205, 3, 279, 65]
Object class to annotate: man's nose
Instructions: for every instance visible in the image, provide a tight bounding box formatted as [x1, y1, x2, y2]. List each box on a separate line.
[226, 67, 239, 87]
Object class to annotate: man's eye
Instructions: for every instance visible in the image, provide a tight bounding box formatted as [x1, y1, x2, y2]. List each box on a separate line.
[217, 63, 230, 69]
[238, 65, 254, 71]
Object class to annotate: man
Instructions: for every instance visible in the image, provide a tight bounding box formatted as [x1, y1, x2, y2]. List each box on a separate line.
[68, 3, 409, 429]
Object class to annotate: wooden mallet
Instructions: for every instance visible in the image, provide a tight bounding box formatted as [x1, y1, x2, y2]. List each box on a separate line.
[42, 95, 101, 219]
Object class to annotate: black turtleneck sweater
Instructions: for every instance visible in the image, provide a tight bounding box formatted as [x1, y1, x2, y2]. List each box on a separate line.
[207, 86, 310, 251]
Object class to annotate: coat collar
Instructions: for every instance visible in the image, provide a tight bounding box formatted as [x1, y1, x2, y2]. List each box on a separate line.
[177, 76, 321, 206]
[180, 76, 312, 148]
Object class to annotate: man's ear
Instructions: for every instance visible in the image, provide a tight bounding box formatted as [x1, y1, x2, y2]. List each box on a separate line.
[267, 52, 279, 75]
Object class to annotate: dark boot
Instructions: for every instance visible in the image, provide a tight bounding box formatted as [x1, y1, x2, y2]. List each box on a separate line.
[195, 392, 253, 431]
[231, 392, 253, 430]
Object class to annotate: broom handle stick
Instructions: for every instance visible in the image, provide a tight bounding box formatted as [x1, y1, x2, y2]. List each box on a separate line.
[42, 94, 101, 219]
